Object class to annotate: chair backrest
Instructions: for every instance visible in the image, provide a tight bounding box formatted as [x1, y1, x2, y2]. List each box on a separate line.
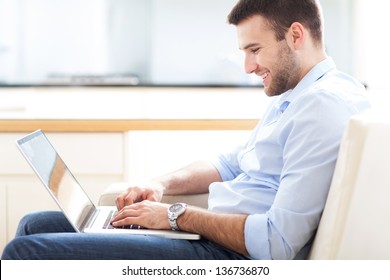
[309, 113, 390, 259]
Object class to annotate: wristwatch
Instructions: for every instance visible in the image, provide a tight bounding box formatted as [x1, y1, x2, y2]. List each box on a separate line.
[168, 203, 187, 231]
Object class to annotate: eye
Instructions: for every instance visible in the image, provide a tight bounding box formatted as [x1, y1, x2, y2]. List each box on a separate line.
[250, 48, 261, 54]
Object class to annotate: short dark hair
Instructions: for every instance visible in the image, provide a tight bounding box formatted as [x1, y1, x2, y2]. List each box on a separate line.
[227, 0, 323, 45]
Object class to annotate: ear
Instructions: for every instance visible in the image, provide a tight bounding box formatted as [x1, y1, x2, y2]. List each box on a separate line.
[286, 22, 305, 50]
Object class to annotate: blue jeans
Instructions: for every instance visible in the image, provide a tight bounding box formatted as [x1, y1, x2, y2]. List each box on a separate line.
[1, 211, 250, 260]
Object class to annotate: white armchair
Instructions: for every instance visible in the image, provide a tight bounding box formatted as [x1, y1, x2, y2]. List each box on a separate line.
[99, 113, 390, 259]
[309, 113, 390, 259]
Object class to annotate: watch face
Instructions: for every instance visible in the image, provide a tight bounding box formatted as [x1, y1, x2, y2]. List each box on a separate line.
[170, 203, 184, 212]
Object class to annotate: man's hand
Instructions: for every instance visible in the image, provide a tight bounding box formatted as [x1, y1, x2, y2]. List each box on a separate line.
[110, 200, 170, 230]
[111, 182, 167, 229]
[115, 183, 164, 210]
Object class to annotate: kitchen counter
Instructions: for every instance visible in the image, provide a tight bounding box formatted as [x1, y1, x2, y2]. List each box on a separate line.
[0, 119, 258, 132]
[0, 86, 267, 132]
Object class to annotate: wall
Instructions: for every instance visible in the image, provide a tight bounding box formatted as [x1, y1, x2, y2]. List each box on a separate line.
[1, 0, 380, 87]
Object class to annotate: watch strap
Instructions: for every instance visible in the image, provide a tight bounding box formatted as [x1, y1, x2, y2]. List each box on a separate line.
[168, 203, 187, 231]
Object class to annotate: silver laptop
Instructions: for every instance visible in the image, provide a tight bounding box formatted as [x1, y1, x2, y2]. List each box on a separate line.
[16, 130, 200, 240]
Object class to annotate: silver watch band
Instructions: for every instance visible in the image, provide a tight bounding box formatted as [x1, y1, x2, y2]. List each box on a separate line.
[168, 203, 187, 231]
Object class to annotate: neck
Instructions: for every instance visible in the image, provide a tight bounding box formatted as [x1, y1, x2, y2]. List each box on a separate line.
[299, 48, 327, 80]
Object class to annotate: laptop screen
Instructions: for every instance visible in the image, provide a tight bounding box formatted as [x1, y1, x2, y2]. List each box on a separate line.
[16, 130, 95, 231]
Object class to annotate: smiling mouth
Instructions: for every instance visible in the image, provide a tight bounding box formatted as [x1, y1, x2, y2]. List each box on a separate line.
[260, 72, 269, 80]
[258, 71, 271, 85]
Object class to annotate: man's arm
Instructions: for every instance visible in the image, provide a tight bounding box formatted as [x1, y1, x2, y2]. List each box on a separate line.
[115, 160, 222, 209]
[178, 206, 249, 256]
[156, 160, 222, 195]
[111, 199, 249, 256]
[112, 160, 249, 255]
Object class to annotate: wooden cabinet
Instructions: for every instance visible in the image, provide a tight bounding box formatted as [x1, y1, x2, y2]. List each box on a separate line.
[124, 130, 251, 182]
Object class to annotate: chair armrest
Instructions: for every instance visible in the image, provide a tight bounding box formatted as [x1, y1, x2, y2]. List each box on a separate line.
[98, 183, 209, 209]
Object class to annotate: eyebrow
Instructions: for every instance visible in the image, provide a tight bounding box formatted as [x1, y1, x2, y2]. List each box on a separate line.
[240, 43, 260, 50]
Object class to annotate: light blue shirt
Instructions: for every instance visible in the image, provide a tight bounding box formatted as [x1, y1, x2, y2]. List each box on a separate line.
[208, 57, 371, 259]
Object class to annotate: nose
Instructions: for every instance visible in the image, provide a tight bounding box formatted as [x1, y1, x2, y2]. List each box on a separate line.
[244, 54, 258, 74]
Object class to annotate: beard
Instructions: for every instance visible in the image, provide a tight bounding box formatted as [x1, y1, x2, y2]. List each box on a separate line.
[264, 40, 302, 97]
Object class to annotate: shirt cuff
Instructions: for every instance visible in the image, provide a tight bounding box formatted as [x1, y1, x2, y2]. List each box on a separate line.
[245, 214, 271, 259]
[209, 159, 234, 182]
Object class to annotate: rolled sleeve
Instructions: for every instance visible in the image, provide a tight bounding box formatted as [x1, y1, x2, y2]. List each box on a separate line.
[211, 143, 247, 182]
[245, 214, 271, 259]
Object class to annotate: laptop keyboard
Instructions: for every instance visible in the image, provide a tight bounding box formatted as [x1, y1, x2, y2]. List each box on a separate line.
[103, 210, 146, 230]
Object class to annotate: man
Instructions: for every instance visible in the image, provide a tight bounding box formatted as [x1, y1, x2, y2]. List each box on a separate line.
[2, 0, 370, 260]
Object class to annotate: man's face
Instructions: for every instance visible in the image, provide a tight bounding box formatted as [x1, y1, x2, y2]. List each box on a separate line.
[237, 15, 301, 96]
